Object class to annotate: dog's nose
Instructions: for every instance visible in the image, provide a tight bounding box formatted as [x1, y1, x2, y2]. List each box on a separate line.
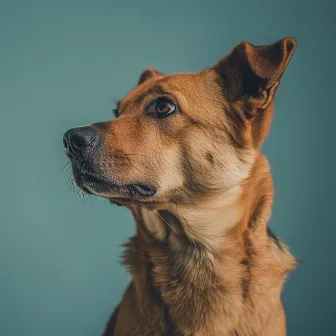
[63, 126, 99, 156]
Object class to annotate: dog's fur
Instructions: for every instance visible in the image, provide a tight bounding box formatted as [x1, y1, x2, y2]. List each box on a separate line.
[65, 37, 297, 336]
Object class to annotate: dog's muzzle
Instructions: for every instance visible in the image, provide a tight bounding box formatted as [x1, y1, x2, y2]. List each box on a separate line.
[62, 126, 156, 199]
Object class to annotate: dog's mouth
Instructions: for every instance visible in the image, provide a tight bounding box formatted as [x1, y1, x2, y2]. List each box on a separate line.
[72, 167, 156, 200]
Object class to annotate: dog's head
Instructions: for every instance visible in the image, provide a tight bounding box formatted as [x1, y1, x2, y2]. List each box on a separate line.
[63, 38, 296, 207]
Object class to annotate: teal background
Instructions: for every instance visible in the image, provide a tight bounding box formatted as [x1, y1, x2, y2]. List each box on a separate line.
[1, 0, 334, 335]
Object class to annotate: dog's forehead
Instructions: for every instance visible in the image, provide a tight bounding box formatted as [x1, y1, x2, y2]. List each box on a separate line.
[120, 72, 205, 110]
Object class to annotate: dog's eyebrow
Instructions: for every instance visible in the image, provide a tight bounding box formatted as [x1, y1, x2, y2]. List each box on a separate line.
[146, 85, 171, 97]
[115, 85, 171, 115]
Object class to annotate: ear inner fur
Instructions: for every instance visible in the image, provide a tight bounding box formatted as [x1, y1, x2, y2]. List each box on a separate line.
[213, 37, 296, 106]
[138, 67, 165, 85]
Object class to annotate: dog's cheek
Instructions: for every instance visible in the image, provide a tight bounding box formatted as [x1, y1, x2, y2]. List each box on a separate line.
[156, 146, 184, 195]
[181, 131, 255, 193]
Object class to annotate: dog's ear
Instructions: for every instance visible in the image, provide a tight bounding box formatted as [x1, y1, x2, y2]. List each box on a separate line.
[138, 67, 164, 85]
[214, 37, 296, 111]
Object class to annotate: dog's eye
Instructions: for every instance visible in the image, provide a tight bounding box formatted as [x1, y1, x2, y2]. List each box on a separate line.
[112, 100, 120, 118]
[112, 108, 119, 118]
[149, 98, 179, 118]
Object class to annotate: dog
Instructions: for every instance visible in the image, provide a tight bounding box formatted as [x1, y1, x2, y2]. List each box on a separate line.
[63, 37, 297, 336]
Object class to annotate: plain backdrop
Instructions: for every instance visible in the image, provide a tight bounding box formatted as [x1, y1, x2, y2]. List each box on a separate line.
[1, 0, 335, 335]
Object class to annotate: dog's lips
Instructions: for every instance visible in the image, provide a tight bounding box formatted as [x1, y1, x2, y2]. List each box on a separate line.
[72, 168, 156, 199]
[131, 184, 156, 197]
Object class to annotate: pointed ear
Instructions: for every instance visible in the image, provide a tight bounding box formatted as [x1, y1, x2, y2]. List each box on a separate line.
[214, 37, 296, 109]
[138, 67, 164, 85]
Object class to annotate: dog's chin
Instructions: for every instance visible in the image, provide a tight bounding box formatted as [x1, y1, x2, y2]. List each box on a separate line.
[72, 169, 156, 203]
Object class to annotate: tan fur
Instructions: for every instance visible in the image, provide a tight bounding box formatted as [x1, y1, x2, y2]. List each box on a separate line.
[110, 155, 296, 336]
[66, 38, 297, 335]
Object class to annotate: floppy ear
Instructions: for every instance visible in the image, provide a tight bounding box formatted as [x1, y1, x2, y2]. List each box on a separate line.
[214, 37, 296, 111]
[138, 67, 164, 85]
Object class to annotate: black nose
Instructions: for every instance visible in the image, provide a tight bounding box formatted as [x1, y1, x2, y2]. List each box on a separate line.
[63, 126, 99, 156]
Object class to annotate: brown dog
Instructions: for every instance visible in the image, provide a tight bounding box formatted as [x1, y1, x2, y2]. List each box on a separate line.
[63, 37, 297, 336]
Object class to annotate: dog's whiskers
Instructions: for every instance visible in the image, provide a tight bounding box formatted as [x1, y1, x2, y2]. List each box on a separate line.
[63, 160, 94, 204]
[154, 210, 181, 238]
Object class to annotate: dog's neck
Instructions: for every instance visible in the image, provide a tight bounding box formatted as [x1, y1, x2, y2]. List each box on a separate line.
[123, 154, 296, 335]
